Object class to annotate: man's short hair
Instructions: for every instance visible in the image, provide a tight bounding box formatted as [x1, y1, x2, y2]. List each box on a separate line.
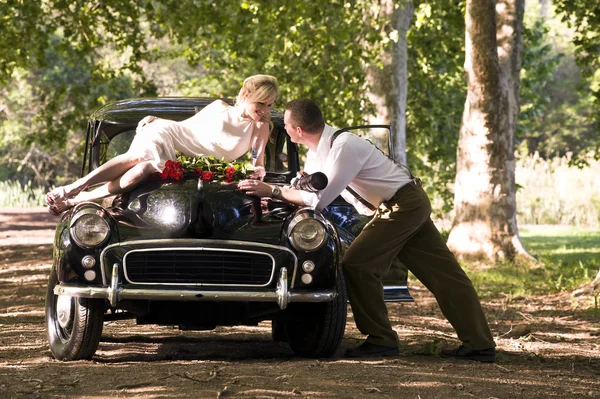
[285, 99, 325, 134]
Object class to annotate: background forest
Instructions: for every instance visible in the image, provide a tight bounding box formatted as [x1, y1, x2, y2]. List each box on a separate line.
[1, 6, 599, 394]
[0, 0, 598, 229]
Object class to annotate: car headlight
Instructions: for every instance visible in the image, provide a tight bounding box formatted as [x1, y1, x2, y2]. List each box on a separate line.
[288, 216, 327, 252]
[70, 211, 110, 248]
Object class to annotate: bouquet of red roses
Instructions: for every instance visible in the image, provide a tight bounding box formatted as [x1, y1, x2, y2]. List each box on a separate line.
[159, 155, 252, 183]
[159, 160, 185, 180]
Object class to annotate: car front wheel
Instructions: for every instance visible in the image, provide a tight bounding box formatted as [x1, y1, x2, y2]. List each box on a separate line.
[283, 270, 347, 358]
[45, 269, 104, 360]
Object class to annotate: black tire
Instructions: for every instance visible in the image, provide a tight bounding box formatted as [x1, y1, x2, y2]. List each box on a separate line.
[45, 269, 105, 361]
[271, 317, 287, 342]
[284, 271, 347, 358]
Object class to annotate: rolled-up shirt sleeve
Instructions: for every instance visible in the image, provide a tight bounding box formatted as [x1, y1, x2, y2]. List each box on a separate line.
[299, 190, 319, 207]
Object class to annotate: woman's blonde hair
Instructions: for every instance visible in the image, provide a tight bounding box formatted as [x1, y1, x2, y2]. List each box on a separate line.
[235, 74, 279, 108]
[236, 74, 279, 131]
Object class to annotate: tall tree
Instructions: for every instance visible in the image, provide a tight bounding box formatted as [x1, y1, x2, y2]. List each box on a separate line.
[447, 0, 531, 261]
[389, 2, 415, 165]
[366, 0, 415, 165]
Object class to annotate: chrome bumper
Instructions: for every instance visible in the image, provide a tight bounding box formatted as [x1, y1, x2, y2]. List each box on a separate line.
[53, 264, 336, 310]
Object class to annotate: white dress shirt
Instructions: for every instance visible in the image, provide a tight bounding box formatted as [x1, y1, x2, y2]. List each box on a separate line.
[300, 124, 413, 215]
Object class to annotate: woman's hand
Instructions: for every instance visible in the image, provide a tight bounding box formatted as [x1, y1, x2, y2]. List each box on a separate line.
[247, 166, 266, 181]
[138, 115, 159, 128]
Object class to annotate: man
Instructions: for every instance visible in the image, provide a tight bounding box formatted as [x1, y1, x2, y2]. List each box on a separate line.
[237, 99, 496, 361]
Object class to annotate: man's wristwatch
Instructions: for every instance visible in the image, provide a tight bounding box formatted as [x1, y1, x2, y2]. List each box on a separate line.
[271, 185, 281, 198]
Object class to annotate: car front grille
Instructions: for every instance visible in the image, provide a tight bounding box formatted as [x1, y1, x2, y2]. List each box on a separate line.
[123, 248, 275, 286]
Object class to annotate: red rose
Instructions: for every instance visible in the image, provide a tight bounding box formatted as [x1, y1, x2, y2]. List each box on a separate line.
[165, 160, 174, 169]
[170, 169, 184, 180]
[202, 171, 213, 182]
[225, 167, 236, 183]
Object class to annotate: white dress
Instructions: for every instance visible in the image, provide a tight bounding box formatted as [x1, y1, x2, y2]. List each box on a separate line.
[128, 100, 254, 171]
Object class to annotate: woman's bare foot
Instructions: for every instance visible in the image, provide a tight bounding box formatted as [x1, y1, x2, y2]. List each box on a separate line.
[47, 198, 74, 216]
[45, 185, 82, 206]
[45, 187, 62, 205]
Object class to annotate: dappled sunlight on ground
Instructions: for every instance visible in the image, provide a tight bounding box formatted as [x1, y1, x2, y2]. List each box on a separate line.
[0, 209, 599, 398]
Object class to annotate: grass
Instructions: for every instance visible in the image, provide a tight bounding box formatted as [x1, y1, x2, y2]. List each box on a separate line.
[463, 225, 600, 300]
[516, 155, 600, 228]
[0, 180, 46, 207]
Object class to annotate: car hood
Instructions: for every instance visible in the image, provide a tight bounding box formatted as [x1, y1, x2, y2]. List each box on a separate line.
[106, 179, 288, 245]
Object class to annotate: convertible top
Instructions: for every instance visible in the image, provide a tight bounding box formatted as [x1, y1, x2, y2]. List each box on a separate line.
[89, 97, 283, 125]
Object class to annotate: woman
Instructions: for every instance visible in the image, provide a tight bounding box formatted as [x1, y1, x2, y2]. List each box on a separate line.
[46, 74, 279, 215]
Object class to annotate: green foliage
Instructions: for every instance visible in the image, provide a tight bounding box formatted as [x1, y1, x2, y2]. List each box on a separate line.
[462, 226, 600, 298]
[405, 0, 466, 217]
[553, 0, 600, 158]
[143, 0, 386, 126]
[518, 18, 564, 150]
[517, 10, 598, 162]
[554, 0, 600, 75]
[0, 39, 149, 186]
[0, 1, 46, 84]
[0, 1, 157, 186]
[0, 0, 151, 79]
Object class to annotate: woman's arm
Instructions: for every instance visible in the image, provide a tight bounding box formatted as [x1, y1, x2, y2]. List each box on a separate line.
[248, 122, 270, 180]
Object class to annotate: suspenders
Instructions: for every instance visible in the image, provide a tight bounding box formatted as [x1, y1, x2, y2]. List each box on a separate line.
[329, 129, 421, 211]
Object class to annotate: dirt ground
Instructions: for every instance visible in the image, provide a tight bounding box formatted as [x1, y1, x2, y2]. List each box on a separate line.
[0, 207, 599, 399]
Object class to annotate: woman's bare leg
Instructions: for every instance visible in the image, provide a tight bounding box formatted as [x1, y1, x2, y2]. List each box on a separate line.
[48, 161, 158, 214]
[46, 153, 144, 204]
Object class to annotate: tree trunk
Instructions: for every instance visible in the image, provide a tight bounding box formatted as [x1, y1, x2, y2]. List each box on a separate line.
[389, 1, 414, 165]
[496, 0, 534, 260]
[447, 0, 532, 261]
[366, 0, 414, 165]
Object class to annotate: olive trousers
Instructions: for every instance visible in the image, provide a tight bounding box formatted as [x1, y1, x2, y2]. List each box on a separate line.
[342, 182, 495, 350]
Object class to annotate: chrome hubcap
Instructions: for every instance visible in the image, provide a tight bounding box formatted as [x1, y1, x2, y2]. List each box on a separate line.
[56, 295, 73, 329]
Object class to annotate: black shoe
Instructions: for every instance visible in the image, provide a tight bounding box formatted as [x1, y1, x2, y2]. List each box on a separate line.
[344, 342, 400, 358]
[440, 345, 496, 363]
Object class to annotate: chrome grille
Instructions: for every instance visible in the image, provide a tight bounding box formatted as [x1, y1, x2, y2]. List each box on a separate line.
[123, 248, 274, 286]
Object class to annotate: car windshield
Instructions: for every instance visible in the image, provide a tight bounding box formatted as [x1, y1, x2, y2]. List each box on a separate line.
[105, 129, 135, 161]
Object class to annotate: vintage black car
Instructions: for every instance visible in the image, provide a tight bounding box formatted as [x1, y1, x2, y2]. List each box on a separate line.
[45, 97, 412, 361]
